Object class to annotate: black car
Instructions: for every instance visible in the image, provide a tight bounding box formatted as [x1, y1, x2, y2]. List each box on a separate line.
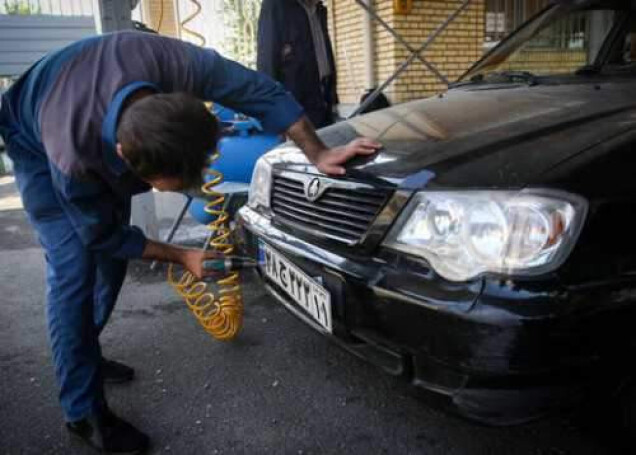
[237, 0, 636, 425]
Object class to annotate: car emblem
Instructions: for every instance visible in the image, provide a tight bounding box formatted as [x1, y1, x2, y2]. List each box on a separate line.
[305, 177, 324, 202]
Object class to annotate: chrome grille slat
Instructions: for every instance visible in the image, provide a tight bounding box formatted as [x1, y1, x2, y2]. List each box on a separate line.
[320, 192, 385, 206]
[277, 175, 385, 200]
[273, 207, 364, 240]
[273, 181, 382, 212]
[271, 173, 392, 244]
[272, 187, 379, 216]
[272, 200, 370, 232]
[272, 193, 375, 223]
[275, 179, 303, 191]
[328, 187, 386, 198]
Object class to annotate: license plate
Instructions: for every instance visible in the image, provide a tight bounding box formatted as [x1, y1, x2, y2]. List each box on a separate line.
[258, 242, 332, 333]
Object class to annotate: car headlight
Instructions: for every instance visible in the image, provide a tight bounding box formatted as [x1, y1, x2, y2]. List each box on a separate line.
[383, 190, 587, 282]
[247, 157, 272, 210]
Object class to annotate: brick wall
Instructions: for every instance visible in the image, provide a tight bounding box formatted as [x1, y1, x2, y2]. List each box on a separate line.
[374, 1, 397, 101]
[330, 0, 485, 104]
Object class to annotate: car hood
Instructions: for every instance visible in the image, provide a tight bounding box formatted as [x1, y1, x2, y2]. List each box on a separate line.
[276, 79, 636, 190]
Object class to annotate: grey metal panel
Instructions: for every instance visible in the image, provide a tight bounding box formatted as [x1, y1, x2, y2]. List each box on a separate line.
[0, 51, 48, 63]
[0, 28, 93, 39]
[0, 15, 95, 77]
[0, 64, 29, 75]
[0, 15, 93, 27]
[0, 40, 73, 52]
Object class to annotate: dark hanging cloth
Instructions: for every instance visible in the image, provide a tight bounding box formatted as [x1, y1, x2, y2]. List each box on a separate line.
[257, 0, 339, 128]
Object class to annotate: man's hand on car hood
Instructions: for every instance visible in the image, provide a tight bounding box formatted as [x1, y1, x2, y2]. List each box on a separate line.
[285, 115, 381, 175]
[314, 138, 382, 175]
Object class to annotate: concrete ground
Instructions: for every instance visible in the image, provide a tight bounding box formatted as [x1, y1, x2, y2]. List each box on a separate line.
[0, 175, 626, 454]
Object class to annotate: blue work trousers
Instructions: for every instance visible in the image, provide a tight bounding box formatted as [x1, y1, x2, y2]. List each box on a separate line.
[7, 139, 129, 422]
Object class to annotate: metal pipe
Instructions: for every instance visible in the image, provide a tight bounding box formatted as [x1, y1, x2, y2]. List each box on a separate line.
[362, 0, 376, 90]
[350, 0, 472, 118]
[149, 196, 193, 270]
[353, 0, 449, 85]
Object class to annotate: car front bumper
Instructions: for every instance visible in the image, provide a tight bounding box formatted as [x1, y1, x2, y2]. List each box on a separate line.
[236, 207, 632, 425]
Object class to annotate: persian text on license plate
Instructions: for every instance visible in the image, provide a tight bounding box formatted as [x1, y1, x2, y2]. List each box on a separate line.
[259, 243, 332, 332]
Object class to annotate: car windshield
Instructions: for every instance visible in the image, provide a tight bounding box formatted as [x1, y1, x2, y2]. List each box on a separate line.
[462, 1, 636, 82]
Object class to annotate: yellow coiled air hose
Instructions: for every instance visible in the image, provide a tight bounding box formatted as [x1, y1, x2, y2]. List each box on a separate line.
[168, 0, 244, 341]
[167, 152, 244, 341]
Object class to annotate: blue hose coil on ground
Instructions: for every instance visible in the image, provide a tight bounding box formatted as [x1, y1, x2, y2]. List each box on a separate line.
[189, 115, 282, 225]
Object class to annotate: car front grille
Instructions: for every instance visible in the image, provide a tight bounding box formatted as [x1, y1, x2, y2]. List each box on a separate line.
[271, 173, 392, 244]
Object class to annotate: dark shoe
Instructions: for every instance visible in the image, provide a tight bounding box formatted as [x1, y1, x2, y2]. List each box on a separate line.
[102, 358, 135, 384]
[67, 408, 149, 454]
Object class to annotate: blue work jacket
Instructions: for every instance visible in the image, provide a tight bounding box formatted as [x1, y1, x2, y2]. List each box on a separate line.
[0, 31, 304, 260]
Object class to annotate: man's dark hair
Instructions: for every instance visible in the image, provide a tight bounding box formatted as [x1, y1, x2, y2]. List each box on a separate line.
[117, 92, 219, 188]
